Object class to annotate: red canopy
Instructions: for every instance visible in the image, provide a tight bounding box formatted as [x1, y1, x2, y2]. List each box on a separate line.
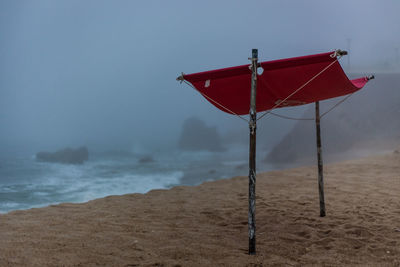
[181, 51, 370, 115]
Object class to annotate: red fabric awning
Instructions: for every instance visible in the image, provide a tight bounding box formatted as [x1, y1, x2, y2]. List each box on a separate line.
[181, 51, 370, 115]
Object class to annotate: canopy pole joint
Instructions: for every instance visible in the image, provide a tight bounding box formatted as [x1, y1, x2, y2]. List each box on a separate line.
[176, 73, 185, 83]
[335, 49, 348, 57]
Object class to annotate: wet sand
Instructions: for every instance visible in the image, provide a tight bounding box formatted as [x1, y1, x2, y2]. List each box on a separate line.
[1, 152, 399, 266]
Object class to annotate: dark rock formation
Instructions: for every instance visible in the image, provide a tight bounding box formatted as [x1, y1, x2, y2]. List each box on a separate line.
[178, 117, 225, 152]
[138, 155, 155, 163]
[36, 146, 89, 164]
[265, 73, 400, 164]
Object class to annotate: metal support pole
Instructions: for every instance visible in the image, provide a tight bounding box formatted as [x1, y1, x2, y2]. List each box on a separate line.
[315, 101, 326, 217]
[248, 49, 258, 254]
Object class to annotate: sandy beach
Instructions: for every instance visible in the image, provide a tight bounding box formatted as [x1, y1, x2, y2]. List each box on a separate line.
[1, 151, 399, 266]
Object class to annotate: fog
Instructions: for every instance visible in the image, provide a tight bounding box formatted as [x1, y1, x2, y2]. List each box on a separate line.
[1, 0, 399, 156]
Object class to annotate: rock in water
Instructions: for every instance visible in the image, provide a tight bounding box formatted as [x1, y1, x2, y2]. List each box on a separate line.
[138, 155, 155, 163]
[36, 146, 89, 164]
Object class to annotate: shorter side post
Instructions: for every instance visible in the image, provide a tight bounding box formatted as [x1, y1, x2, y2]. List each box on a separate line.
[315, 101, 326, 217]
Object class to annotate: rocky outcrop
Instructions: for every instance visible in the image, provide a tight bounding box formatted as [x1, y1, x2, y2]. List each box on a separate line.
[36, 146, 89, 164]
[139, 155, 155, 163]
[178, 117, 225, 152]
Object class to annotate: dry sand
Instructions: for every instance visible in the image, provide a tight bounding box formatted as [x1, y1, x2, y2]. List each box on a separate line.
[1, 152, 399, 266]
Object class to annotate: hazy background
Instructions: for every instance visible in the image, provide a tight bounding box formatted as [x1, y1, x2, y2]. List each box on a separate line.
[1, 0, 400, 157]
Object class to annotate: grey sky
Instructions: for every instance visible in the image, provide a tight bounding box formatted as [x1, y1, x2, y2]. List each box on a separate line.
[1, 0, 399, 155]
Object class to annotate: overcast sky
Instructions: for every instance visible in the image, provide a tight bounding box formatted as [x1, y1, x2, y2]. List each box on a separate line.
[1, 0, 399, 155]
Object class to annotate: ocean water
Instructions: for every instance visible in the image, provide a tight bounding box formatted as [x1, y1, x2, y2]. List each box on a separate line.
[0, 146, 271, 213]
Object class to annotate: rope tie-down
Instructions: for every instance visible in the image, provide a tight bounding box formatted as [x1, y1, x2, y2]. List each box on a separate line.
[266, 74, 374, 121]
[256, 51, 343, 122]
[180, 79, 250, 123]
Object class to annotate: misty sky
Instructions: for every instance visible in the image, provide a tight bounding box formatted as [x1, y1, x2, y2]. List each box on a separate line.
[1, 0, 399, 156]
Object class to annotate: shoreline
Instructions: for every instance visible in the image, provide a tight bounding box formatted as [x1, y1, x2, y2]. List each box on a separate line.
[1, 151, 399, 266]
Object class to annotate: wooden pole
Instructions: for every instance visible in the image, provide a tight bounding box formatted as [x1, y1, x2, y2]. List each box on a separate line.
[248, 49, 258, 254]
[315, 101, 326, 217]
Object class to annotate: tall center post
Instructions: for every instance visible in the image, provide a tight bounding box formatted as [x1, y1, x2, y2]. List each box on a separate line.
[248, 48, 258, 255]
